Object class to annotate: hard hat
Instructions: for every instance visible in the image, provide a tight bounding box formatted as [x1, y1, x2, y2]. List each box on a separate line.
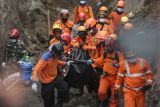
[121, 16, 129, 23]
[9, 29, 20, 39]
[99, 6, 108, 12]
[109, 34, 118, 40]
[117, 0, 125, 7]
[61, 33, 71, 45]
[104, 37, 116, 52]
[124, 23, 134, 30]
[52, 24, 62, 31]
[50, 42, 64, 54]
[78, 12, 86, 21]
[77, 26, 86, 32]
[61, 9, 69, 15]
[85, 18, 97, 28]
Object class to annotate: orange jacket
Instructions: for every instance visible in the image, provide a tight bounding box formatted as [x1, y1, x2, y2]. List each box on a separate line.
[93, 51, 124, 74]
[50, 37, 59, 45]
[54, 20, 74, 34]
[109, 11, 125, 32]
[33, 51, 66, 83]
[74, 5, 94, 23]
[115, 58, 153, 90]
[70, 36, 95, 51]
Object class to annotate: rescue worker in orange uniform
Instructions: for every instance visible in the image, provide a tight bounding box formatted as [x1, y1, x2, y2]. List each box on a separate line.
[60, 33, 72, 54]
[99, 6, 114, 34]
[114, 51, 153, 107]
[85, 18, 98, 39]
[49, 24, 63, 45]
[73, 0, 94, 23]
[96, 12, 114, 35]
[71, 12, 86, 38]
[54, 9, 74, 34]
[49, 24, 62, 44]
[70, 26, 94, 51]
[87, 36, 124, 107]
[109, 0, 126, 33]
[32, 43, 73, 107]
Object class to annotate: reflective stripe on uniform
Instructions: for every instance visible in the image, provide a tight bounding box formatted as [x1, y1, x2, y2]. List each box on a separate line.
[125, 60, 130, 74]
[124, 84, 143, 91]
[125, 73, 145, 77]
[125, 60, 145, 77]
[118, 73, 124, 77]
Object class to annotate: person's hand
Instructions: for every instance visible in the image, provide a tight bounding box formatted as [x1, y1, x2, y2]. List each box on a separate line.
[114, 90, 119, 100]
[32, 83, 38, 92]
[87, 59, 93, 65]
[141, 84, 152, 92]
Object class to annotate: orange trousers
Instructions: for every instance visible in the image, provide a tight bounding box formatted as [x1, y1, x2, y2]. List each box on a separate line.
[124, 88, 146, 107]
[98, 75, 119, 107]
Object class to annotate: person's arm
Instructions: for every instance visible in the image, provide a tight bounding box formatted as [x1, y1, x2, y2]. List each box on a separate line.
[115, 62, 126, 90]
[144, 60, 154, 85]
[89, 6, 94, 18]
[73, 7, 78, 23]
[93, 57, 104, 66]
[32, 59, 48, 81]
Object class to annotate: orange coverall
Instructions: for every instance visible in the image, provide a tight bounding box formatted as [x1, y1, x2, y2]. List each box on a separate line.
[109, 11, 125, 33]
[54, 20, 74, 34]
[73, 5, 94, 23]
[93, 52, 124, 107]
[32, 51, 66, 84]
[115, 58, 153, 107]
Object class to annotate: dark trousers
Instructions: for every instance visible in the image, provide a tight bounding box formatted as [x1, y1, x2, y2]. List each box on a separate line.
[41, 76, 68, 107]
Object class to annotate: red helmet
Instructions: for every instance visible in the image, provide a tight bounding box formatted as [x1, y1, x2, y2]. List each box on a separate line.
[9, 29, 19, 39]
[78, 12, 86, 21]
[61, 33, 71, 45]
[104, 37, 116, 53]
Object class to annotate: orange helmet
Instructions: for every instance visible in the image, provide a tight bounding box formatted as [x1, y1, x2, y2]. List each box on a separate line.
[99, 6, 108, 12]
[78, 12, 86, 21]
[61, 33, 71, 45]
[117, 0, 125, 7]
[85, 18, 97, 28]
[124, 23, 134, 30]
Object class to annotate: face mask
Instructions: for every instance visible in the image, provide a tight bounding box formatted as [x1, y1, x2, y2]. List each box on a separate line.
[116, 8, 124, 13]
[99, 18, 105, 23]
[80, 0, 86, 5]
[127, 57, 137, 64]
[61, 18, 68, 23]
[89, 29, 94, 33]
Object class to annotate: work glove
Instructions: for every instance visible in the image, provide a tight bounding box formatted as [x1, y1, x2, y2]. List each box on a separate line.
[141, 84, 152, 92]
[114, 90, 119, 100]
[87, 59, 93, 65]
[32, 82, 38, 92]
[66, 61, 74, 66]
